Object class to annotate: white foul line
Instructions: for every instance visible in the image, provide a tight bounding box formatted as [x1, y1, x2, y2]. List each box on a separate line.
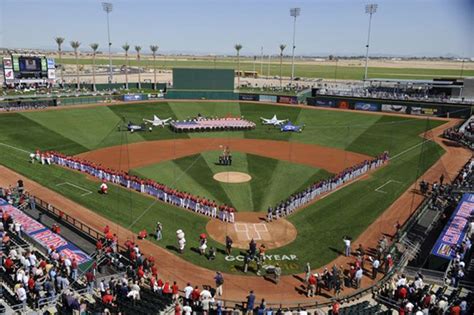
[390, 139, 432, 161]
[56, 182, 92, 196]
[375, 180, 402, 194]
[0, 142, 30, 154]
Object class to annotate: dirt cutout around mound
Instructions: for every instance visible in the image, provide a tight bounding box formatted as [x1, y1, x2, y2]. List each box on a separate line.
[213, 171, 252, 183]
[77, 138, 371, 174]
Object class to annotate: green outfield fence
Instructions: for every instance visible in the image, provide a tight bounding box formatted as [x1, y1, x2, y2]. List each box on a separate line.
[166, 89, 238, 100]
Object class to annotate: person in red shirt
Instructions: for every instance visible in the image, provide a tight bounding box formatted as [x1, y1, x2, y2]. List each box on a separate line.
[191, 286, 200, 305]
[171, 281, 179, 301]
[398, 286, 408, 300]
[151, 265, 158, 277]
[450, 304, 461, 315]
[332, 300, 341, 315]
[138, 229, 147, 239]
[163, 281, 172, 297]
[102, 290, 114, 305]
[174, 302, 181, 315]
[307, 273, 317, 297]
[96, 239, 103, 251]
[4, 256, 14, 274]
[103, 225, 110, 234]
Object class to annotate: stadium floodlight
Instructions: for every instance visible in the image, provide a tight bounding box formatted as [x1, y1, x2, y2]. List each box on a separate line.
[363, 3, 378, 83]
[102, 2, 113, 85]
[289, 8, 301, 86]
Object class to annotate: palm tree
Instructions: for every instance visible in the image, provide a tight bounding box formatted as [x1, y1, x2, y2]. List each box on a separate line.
[150, 45, 159, 90]
[122, 43, 130, 89]
[279, 44, 286, 88]
[54, 37, 65, 83]
[135, 45, 142, 89]
[234, 44, 242, 87]
[90, 43, 99, 91]
[70, 41, 81, 89]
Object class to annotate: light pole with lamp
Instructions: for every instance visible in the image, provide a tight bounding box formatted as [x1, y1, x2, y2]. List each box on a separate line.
[102, 2, 113, 85]
[289, 7, 300, 86]
[363, 3, 377, 83]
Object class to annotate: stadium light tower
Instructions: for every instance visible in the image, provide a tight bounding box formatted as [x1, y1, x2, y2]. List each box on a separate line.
[363, 3, 377, 83]
[102, 2, 113, 85]
[289, 7, 300, 86]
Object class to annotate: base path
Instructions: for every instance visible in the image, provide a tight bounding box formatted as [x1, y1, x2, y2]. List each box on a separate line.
[0, 117, 469, 305]
[207, 213, 298, 250]
[76, 138, 371, 174]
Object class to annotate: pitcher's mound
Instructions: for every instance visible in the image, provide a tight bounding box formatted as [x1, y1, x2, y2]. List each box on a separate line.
[213, 172, 252, 183]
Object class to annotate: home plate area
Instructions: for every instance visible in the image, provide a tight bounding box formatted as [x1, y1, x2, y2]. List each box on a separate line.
[234, 223, 270, 241]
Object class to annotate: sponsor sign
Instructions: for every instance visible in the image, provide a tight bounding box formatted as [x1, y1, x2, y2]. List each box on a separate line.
[410, 107, 438, 116]
[239, 94, 259, 101]
[48, 69, 56, 79]
[382, 104, 408, 113]
[3, 58, 12, 69]
[307, 98, 335, 107]
[225, 254, 298, 262]
[4, 69, 14, 80]
[123, 94, 147, 101]
[431, 193, 474, 259]
[277, 95, 298, 104]
[0, 199, 92, 265]
[259, 94, 278, 103]
[47, 58, 55, 69]
[337, 100, 350, 109]
[354, 102, 381, 112]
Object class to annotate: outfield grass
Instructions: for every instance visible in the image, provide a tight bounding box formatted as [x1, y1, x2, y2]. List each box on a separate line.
[131, 151, 332, 211]
[0, 102, 447, 274]
[59, 57, 474, 80]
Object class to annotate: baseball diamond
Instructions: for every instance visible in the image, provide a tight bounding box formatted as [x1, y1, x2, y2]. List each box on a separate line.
[1, 2, 473, 313]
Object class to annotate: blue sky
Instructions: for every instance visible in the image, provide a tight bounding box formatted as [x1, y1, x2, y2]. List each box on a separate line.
[1, 0, 472, 57]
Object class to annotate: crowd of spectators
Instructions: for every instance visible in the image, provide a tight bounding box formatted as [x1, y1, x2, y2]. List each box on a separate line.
[1, 189, 86, 311]
[316, 86, 473, 105]
[267, 152, 389, 221]
[38, 150, 237, 222]
[443, 120, 474, 149]
[0, 100, 52, 112]
[377, 273, 473, 314]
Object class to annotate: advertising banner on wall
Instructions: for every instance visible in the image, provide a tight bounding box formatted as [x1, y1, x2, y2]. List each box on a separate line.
[239, 94, 260, 101]
[307, 98, 336, 107]
[431, 193, 474, 259]
[259, 95, 278, 103]
[381, 104, 408, 114]
[0, 199, 92, 265]
[337, 100, 350, 109]
[4, 69, 14, 81]
[354, 102, 381, 112]
[123, 94, 148, 101]
[3, 58, 12, 69]
[277, 95, 298, 104]
[410, 106, 438, 116]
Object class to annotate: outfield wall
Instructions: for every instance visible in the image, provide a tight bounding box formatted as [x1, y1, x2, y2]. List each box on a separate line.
[307, 95, 473, 119]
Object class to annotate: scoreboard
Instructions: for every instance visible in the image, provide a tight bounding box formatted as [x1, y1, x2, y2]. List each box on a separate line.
[3, 54, 56, 85]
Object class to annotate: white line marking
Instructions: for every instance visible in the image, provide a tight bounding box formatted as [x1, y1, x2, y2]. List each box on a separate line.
[375, 180, 402, 194]
[0, 142, 30, 154]
[390, 139, 431, 160]
[56, 182, 92, 196]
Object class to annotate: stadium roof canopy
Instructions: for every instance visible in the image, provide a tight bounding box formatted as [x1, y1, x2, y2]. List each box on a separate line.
[367, 78, 464, 89]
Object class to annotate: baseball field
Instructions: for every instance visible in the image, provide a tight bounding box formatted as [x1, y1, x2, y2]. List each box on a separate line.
[0, 101, 447, 275]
